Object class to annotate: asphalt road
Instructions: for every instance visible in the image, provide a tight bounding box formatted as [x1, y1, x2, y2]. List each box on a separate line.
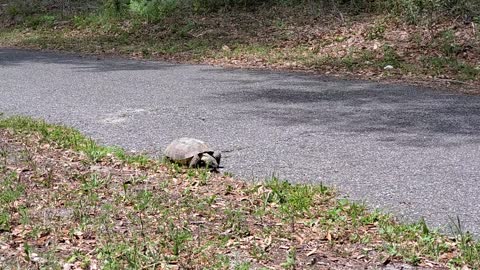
[1, 48, 480, 235]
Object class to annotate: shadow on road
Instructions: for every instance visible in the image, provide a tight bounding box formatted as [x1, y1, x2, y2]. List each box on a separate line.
[205, 69, 480, 148]
[0, 48, 174, 72]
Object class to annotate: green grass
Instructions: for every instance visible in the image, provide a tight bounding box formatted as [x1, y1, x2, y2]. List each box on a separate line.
[0, 116, 151, 166]
[0, 172, 25, 231]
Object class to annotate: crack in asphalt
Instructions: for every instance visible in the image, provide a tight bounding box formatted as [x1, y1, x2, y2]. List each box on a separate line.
[1, 48, 480, 235]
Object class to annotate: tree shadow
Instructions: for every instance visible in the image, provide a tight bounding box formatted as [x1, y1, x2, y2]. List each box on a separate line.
[0, 48, 175, 72]
[205, 69, 480, 147]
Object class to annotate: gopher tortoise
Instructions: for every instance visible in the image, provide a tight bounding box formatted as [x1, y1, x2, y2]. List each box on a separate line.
[164, 138, 221, 170]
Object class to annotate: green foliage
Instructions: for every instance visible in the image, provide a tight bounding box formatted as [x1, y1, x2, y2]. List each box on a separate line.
[438, 30, 461, 57]
[223, 208, 250, 237]
[281, 247, 296, 269]
[421, 56, 479, 80]
[129, 0, 178, 21]
[448, 216, 480, 268]
[377, 0, 480, 23]
[366, 20, 386, 40]
[0, 116, 156, 166]
[24, 15, 57, 28]
[192, 0, 269, 12]
[380, 44, 403, 67]
[264, 177, 324, 233]
[4, 0, 39, 17]
[2, 0, 479, 25]
[167, 222, 192, 256]
[0, 172, 25, 231]
[234, 262, 251, 270]
[102, 0, 130, 17]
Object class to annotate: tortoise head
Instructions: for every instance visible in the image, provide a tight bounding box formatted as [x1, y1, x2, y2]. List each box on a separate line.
[200, 153, 219, 170]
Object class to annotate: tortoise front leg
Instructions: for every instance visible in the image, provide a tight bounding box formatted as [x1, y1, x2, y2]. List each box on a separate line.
[188, 154, 201, 168]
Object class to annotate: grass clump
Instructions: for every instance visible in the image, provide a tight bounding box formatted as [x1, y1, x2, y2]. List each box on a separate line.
[0, 116, 151, 165]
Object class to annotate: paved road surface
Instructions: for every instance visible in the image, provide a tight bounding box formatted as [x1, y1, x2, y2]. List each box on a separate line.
[1, 48, 479, 235]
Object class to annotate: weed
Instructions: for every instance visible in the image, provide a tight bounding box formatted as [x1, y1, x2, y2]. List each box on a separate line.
[456, 62, 480, 80]
[18, 206, 30, 225]
[0, 147, 7, 172]
[41, 165, 55, 188]
[380, 44, 402, 68]
[421, 56, 479, 80]
[23, 242, 33, 261]
[24, 15, 56, 29]
[250, 242, 268, 260]
[0, 210, 10, 231]
[448, 216, 480, 267]
[358, 50, 375, 63]
[134, 189, 153, 212]
[264, 177, 292, 204]
[168, 161, 182, 175]
[224, 208, 250, 237]
[82, 173, 107, 195]
[325, 199, 348, 224]
[0, 172, 24, 209]
[223, 171, 234, 177]
[176, 20, 197, 38]
[67, 250, 92, 269]
[234, 261, 251, 270]
[205, 194, 217, 205]
[4, 1, 38, 18]
[83, 139, 109, 163]
[438, 30, 461, 57]
[421, 56, 446, 76]
[366, 20, 386, 40]
[360, 209, 384, 225]
[198, 168, 210, 185]
[112, 147, 150, 167]
[212, 254, 231, 268]
[168, 222, 192, 256]
[130, 0, 179, 22]
[263, 177, 323, 232]
[102, 0, 130, 17]
[281, 247, 296, 269]
[186, 168, 196, 179]
[341, 54, 361, 71]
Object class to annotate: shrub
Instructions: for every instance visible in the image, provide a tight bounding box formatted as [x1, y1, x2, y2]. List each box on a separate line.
[129, 0, 179, 21]
[102, 0, 130, 16]
[4, 0, 39, 17]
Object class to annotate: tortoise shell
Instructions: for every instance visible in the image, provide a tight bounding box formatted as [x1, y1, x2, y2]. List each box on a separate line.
[164, 137, 213, 164]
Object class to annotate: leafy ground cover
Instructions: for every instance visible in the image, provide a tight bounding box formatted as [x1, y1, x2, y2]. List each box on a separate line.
[1, 116, 480, 269]
[0, 3, 479, 92]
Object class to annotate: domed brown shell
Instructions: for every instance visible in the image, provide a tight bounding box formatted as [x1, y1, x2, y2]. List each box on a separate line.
[164, 137, 213, 164]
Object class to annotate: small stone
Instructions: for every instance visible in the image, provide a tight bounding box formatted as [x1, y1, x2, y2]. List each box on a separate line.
[384, 65, 394, 70]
